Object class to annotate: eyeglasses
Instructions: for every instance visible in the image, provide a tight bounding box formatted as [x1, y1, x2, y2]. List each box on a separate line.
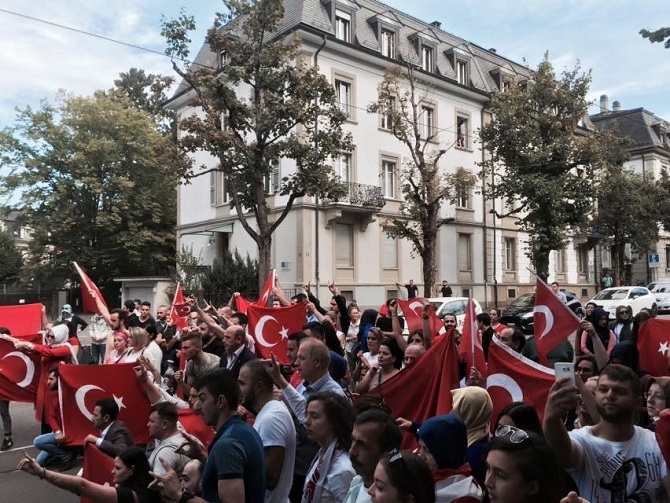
[644, 392, 666, 401]
[494, 424, 529, 444]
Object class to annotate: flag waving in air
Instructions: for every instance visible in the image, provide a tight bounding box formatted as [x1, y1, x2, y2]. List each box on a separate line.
[170, 283, 190, 331]
[247, 302, 307, 363]
[0, 334, 41, 402]
[458, 297, 486, 376]
[73, 262, 107, 315]
[533, 277, 581, 367]
[0, 303, 43, 337]
[397, 298, 443, 339]
[637, 318, 670, 377]
[254, 269, 276, 307]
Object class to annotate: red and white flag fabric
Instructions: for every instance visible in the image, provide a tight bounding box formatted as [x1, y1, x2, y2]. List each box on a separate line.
[81, 443, 115, 503]
[397, 298, 442, 338]
[533, 277, 581, 367]
[73, 262, 108, 315]
[0, 334, 41, 402]
[486, 337, 555, 429]
[458, 297, 486, 376]
[374, 332, 460, 449]
[236, 295, 251, 315]
[247, 302, 307, 364]
[0, 303, 43, 337]
[637, 318, 670, 377]
[254, 269, 276, 307]
[178, 409, 214, 449]
[170, 283, 190, 331]
[58, 362, 151, 445]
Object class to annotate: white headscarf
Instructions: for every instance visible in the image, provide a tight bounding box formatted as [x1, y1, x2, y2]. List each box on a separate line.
[47, 324, 78, 364]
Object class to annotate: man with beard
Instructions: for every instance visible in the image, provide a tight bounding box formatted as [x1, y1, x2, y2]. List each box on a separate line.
[238, 360, 295, 503]
[544, 364, 669, 502]
[199, 322, 225, 358]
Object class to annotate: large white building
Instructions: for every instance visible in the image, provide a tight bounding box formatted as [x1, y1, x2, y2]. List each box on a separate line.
[171, 0, 598, 307]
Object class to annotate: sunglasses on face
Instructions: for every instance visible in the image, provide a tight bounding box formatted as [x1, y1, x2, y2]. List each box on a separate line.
[494, 424, 529, 444]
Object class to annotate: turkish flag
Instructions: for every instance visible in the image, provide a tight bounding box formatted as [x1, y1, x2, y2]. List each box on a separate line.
[81, 443, 115, 503]
[236, 295, 251, 315]
[254, 269, 276, 307]
[486, 337, 555, 429]
[74, 262, 108, 315]
[247, 302, 306, 364]
[0, 303, 43, 337]
[178, 409, 214, 449]
[374, 332, 460, 449]
[533, 278, 581, 366]
[657, 409, 670, 468]
[397, 298, 442, 338]
[170, 283, 190, 331]
[637, 318, 670, 377]
[0, 335, 41, 402]
[58, 362, 152, 445]
[458, 297, 486, 376]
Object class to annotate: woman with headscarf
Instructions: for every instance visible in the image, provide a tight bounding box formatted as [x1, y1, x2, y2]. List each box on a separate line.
[416, 414, 483, 502]
[579, 307, 615, 356]
[644, 377, 670, 431]
[1, 324, 77, 431]
[450, 387, 493, 486]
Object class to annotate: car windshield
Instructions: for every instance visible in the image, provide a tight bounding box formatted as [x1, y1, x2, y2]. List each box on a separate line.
[649, 283, 670, 293]
[593, 289, 629, 301]
[510, 295, 534, 307]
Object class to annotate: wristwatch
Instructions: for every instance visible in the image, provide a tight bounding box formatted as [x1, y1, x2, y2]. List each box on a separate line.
[179, 489, 196, 502]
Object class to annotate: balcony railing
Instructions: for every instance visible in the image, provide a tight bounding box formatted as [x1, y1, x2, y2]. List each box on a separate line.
[324, 182, 386, 209]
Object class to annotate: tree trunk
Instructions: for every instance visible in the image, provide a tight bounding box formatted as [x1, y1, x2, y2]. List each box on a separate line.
[420, 204, 439, 298]
[257, 234, 272, 297]
[534, 250, 550, 283]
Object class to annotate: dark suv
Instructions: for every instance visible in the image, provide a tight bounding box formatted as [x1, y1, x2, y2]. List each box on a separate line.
[500, 292, 584, 335]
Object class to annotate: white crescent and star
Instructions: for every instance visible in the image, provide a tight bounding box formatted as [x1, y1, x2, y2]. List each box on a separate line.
[533, 305, 554, 339]
[486, 373, 524, 402]
[659, 341, 669, 356]
[75, 385, 104, 420]
[255, 315, 288, 348]
[1, 351, 35, 388]
[408, 301, 423, 315]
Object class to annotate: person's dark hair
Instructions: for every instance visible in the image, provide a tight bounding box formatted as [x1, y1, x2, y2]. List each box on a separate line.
[141, 301, 151, 308]
[576, 354, 599, 375]
[96, 398, 119, 421]
[180, 331, 203, 345]
[352, 394, 392, 416]
[599, 363, 642, 398]
[117, 446, 153, 490]
[303, 321, 323, 338]
[194, 368, 240, 411]
[0, 327, 11, 335]
[111, 308, 127, 323]
[550, 282, 559, 287]
[491, 308, 502, 317]
[630, 311, 651, 343]
[494, 402, 543, 436]
[511, 328, 526, 351]
[379, 451, 435, 503]
[485, 432, 565, 503]
[152, 401, 178, 426]
[306, 391, 354, 451]
[124, 300, 136, 312]
[291, 293, 307, 303]
[321, 321, 344, 356]
[354, 409, 402, 453]
[288, 332, 308, 346]
[477, 312, 491, 325]
[48, 366, 59, 378]
[441, 311, 457, 321]
[380, 337, 403, 369]
[230, 312, 248, 325]
[241, 359, 274, 391]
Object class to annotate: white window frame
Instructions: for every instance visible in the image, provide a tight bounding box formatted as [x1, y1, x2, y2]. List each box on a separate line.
[421, 45, 434, 72]
[382, 159, 396, 199]
[577, 244, 589, 274]
[458, 234, 472, 272]
[335, 10, 351, 42]
[457, 187, 471, 209]
[335, 223, 354, 268]
[555, 248, 566, 273]
[382, 234, 398, 270]
[456, 60, 467, 85]
[334, 153, 351, 183]
[456, 114, 470, 149]
[210, 171, 216, 207]
[264, 159, 280, 195]
[380, 96, 395, 130]
[221, 173, 229, 204]
[381, 28, 396, 58]
[503, 238, 516, 271]
[421, 105, 434, 139]
[333, 74, 356, 120]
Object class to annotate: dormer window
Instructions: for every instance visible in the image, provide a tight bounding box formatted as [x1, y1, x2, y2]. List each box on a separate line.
[369, 12, 400, 60]
[410, 31, 438, 73]
[421, 45, 434, 72]
[219, 50, 228, 69]
[381, 29, 396, 58]
[456, 60, 467, 85]
[490, 67, 515, 92]
[323, 0, 358, 43]
[335, 10, 351, 42]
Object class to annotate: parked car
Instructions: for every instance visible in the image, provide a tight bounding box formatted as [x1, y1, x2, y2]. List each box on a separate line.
[500, 292, 583, 335]
[647, 281, 670, 314]
[400, 297, 483, 333]
[588, 286, 657, 319]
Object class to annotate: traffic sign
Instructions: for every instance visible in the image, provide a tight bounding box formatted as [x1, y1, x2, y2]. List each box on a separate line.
[648, 254, 660, 268]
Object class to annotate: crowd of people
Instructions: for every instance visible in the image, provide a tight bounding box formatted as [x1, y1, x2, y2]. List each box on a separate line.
[1, 279, 669, 503]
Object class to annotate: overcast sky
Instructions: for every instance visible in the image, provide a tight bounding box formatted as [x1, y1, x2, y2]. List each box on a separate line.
[0, 0, 668, 131]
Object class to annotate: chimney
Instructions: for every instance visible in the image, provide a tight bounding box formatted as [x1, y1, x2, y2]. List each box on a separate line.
[600, 94, 609, 114]
[613, 100, 621, 112]
[430, 21, 441, 30]
[489, 48, 497, 53]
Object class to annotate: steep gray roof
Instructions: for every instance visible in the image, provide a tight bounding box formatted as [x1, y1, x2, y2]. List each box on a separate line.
[591, 108, 670, 151]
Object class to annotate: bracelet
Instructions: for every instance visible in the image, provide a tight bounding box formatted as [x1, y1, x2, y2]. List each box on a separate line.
[40, 467, 46, 479]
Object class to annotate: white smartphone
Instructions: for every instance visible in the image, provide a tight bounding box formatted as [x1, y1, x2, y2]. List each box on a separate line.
[554, 362, 576, 386]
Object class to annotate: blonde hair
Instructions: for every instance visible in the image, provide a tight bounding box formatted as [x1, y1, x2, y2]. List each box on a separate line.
[128, 327, 149, 349]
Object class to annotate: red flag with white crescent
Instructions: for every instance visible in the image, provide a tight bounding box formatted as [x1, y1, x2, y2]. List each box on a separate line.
[81, 443, 115, 503]
[236, 295, 251, 315]
[397, 298, 443, 338]
[73, 262, 108, 315]
[178, 409, 214, 449]
[253, 269, 276, 307]
[0, 334, 41, 402]
[533, 277, 581, 366]
[0, 303, 43, 337]
[486, 337, 555, 430]
[170, 283, 190, 331]
[58, 362, 151, 445]
[458, 297, 486, 376]
[247, 302, 306, 364]
[637, 318, 670, 377]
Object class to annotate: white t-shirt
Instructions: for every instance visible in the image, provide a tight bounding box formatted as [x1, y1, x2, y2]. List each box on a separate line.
[254, 400, 296, 503]
[569, 426, 667, 503]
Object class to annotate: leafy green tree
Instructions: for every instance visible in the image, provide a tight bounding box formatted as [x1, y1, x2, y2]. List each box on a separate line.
[161, 0, 352, 292]
[0, 91, 184, 290]
[201, 250, 259, 305]
[640, 27, 670, 48]
[479, 56, 627, 280]
[0, 229, 23, 284]
[368, 65, 476, 297]
[592, 169, 661, 283]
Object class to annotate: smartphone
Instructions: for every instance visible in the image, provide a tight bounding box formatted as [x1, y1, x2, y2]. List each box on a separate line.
[554, 362, 576, 386]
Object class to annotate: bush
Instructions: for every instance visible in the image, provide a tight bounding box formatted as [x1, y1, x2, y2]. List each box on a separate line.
[201, 250, 259, 306]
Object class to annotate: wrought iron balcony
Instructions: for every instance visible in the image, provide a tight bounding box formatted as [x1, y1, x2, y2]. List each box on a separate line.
[324, 182, 386, 209]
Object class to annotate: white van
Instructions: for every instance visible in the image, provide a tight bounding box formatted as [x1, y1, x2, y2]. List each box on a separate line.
[647, 281, 670, 314]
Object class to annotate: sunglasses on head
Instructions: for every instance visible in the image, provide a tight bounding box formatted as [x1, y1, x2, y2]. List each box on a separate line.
[495, 424, 529, 444]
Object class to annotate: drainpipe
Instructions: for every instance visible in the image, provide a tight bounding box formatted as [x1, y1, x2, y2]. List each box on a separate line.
[314, 35, 327, 293]
[482, 108, 495, 308]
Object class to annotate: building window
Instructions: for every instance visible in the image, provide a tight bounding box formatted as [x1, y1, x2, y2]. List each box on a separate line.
[458, 234, 472, 272]
[421, 45, 434, 72]
[335, 79, 352, 118]
[210, 171, 216, 207]
[577, 244, 589, 273]
[381, 29, 395, 58]
[335, 223, 354, 267]
[335, 10, 351, 42]
[420, 105, 434, 138]
[218, 50, 228, 69]
[555, 248, 566, 273]
[456, 115, 469, 148]
[334, 153, 351, 183]
[501, 79, 511, 92]
[380, 97, 395, 130]
[504, 238, 516, 271]
[221, 173, 229, 203]
[457, 187, 470, 209]
[382, 160, 396, 198]
[666, 246, 670, 269]
[382, 234, 398, 269]
[456, 60, 467, 85]
[264, 159, 280, 195]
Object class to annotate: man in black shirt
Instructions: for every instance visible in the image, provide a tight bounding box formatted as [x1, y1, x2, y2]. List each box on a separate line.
[396, 279, 419, 299]
[439, 280, 453, 297]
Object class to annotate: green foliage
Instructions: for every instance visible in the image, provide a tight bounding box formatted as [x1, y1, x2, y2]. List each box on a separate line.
[0, 229, 23, 284]
[0, 90, 184, 290]
[162, 0, 353, 289]
[167, 244, 208, 297]
[201, 250, 259, 305]
[479, 56, 628, 278]
[640, 27, 670, 48]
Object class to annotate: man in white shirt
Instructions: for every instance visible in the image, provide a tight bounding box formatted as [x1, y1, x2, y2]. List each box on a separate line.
[239, 360, 296, 503]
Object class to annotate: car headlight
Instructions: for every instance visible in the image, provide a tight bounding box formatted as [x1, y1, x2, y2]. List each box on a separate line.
[520, 312, 534, 319]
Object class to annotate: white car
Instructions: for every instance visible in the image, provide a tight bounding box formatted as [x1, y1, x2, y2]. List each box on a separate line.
[647, 281, 670, 314]
[426, 297, 483, 331]
[588, 286, 657, 319]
